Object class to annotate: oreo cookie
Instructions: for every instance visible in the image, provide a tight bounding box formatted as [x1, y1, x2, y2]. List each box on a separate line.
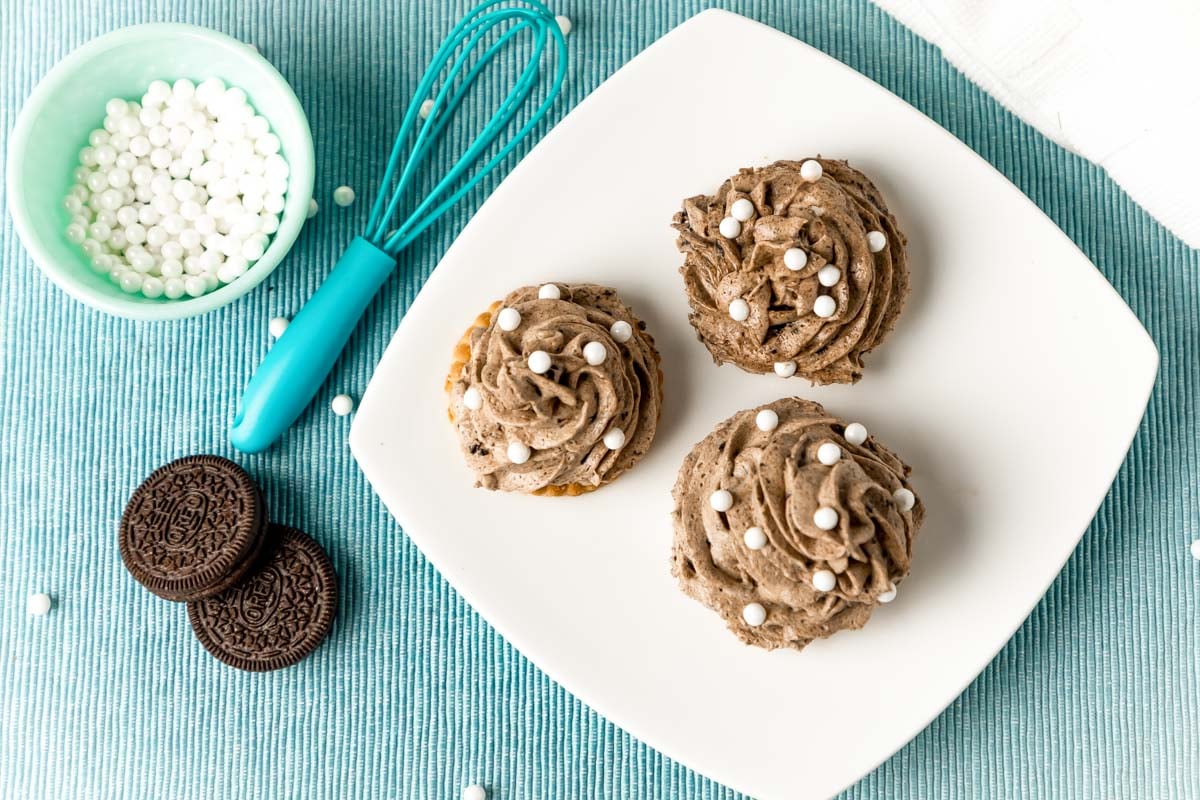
[120, 455, 267, 602]
[187, 525, 337, 672]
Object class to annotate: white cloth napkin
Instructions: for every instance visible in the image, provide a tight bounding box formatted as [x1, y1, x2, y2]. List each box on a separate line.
[871, 0, 1200, 249]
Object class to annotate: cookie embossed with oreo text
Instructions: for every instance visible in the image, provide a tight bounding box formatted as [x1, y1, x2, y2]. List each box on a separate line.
[187, 524, 337, 672]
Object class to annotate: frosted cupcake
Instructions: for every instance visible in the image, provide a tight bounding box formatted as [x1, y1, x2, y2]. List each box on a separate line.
[671, 397, 923, 650]
[447, 283, 662, 495]
[672, 158, 909, 384]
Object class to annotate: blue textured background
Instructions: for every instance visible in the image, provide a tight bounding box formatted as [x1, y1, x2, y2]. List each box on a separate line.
[2, 1, 1198, 798]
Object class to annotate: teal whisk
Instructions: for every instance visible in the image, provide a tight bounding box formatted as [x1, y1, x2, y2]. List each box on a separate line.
[229, 0, 567, 453]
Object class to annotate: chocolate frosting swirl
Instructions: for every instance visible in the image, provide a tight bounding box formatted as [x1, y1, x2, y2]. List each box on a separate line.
[449, 283, 661, 493]
[671, 397, 923, 650]
[672, 159, 909, 384]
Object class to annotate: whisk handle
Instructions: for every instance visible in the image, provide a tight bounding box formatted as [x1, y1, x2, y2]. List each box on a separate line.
[229, 236, 396, 453]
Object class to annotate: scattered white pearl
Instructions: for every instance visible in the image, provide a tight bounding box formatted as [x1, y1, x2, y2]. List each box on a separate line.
[774, 361, 797, 378]
[527, 350, 552, 374]
[496, 307, 522, 331]
[728, 298, 750, 322]
[419, 99, 435, 119]
[27, 592, 51, 616]
[800, 159, 823, 181]
[718, 216, 741, 239]
[603, 427, 626, 450]
[507, 441, 531, 465]
[783, 247, 808, 271]
[268, 316, 289, 338]
[812, 569, 837, 592]
[878, 583, 898, 603]
[730, 197, 754, 222]
[307, 198, 319, 218]
[583, 341, 607, 366]
[742, 602, 766, 627]
[610, 320, 633, 343]
[817, 442, 842, 465]
[818, 265, 841, 287]
[813, 506, 839, 531]
[333, 185, 355, 206]
[844, 422, 868, 445]
[893, 487, 915, 511]
[555, 14, 572, 35]
[867, 231, 887, 253]
[709, 489, 733, 512]
[462, 785, 488, 800]
[743, 527, 767, 550]
[813, 295, 836, 318]
[463, 386, 483, 411]
[331, 394, 354, 416]
[538, 283, 561, 300]
[1191, 539, 1200, 561]
[755, 409, 779, 432]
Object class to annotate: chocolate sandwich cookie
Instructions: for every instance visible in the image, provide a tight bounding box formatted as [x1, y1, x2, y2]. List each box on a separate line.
[187, 525, 337, 672]
[120, 455, 267, 602]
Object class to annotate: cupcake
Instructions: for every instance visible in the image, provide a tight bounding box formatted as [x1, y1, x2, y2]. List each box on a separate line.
[672, 158, 909, 384]
[447, 282, 662, 495]
[671, 397, 923, 650]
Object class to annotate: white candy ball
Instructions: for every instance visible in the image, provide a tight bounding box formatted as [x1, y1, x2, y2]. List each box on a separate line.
[603, 427, 626, 450]
[812, 569, 837, 592]
[555, 14, 572, 35]
[105, 98, 129, 117]
[528, 350, 552, 374]
[1191, 539, 1200, 561]
[818, 266, 841, 287]
[878, 583, 897, 604]
[755, 409, 779, 432]
[610, 320, 633, 343]
[496, 306, 520, 333]
[730, 197, 754, 222]
[506, 441, 531, 465]
[709, 489, 733, 512]
[27, 592, 51, 616]
[583, 341, 607, 366]
[813, 506, 839, 531]
[813, 295, 836, 318]
[774, 361, 797, 378]
[268, 316, 290, 339]
[743, 527, 767, 550]
[800, 159, 823, 181]
[333, 185, 355, 206]
[728, 298, 750, 322]
[119, 271, 144, 294]
[844, 422, 868, 446]
[183, 275, 207, 297]
[462, 386, 482, 411]
[538, 283, 561, 300]
[817, 442, 842, 466]
[783, 247, 808, 270]
[331, 394, 354, 416]
[65, 224, 86, 244]
[419, 99, 435, 119]
[742, 602, 767, 627]
[141, 276, 165, 299]
[241, 237, 267, 261]
[307, 199, 319, 219]
[893, 487, 915, 512]
[462, 785, 488, 800]
[163, 278, 186, 299]
[718, 216, 741, 239]
[867, 231, 887, 253]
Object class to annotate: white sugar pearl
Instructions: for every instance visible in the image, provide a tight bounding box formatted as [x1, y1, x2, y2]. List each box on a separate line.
[744, 527, 767, 550]
[813, 507, 839, 531]
[178, 229, 201, 250]
[555, 14, 572, 35]
[65, 224, 86, 244]
[538, 283, 561, 300]
[99, 189, 123, 210]
[728, 298, 750, 322]
[86, 172, 107, 192]
[263, 194, 285, 215]
[718, 216, 741, 239]
[783, 247, 808, 270]
[709, 489, 733, 512]
[259, 213, 280, 234]
[172, 78, 196, 100]
[162, 218, 187, 240]
[307, 199, 319, 218]
[893, 488, 915, 512]
[462, 785, 488, 800]
[124, 223, 146, 244]
[755, 409, 779, 432]
[496, 307, 521, 331]
[331, 394, 354, 416]
[844, 422, 868, 445]
[817, 442, 842, 466]
[878, 583, 898, 603]
[160, 258, 183, 278]
[115, 152, 137, 170]
[163, 277, 185, 299]
[217, 257, 248, 283]
[774, 361, 797, 378]
[255, 133, 280, 155]
[87, 222, 111, 242]
[141, 276, 165, 299]
[583, 341, 607, 366]
[610, 320, 633, 343]
[117, 115, 141, 137]
[419, 99, 435, 119]
[462, 386, 482, 411]
[184, 275, 207, 297]
[147, 125, 169, 147]
[730, 197, 754, 222]
[241, 237, 267, 261]
[800, 159, 823, 181]
[528, 350, 552, 374]
[116, 206, 138, 226]
[27, 592, 51, 616]
[79, 146, 98, 166]
[88, 130, 109, 147]
[81, 239, 102, 257]
[813, 295, 836, 318]
[742, 602, 766, 627]
[507, 441, 531, 465]
[867, 231, 887, 253]
[245, 116, 269, 139]
[817, 266, 841, 286]
[1191, 539, 1200, 560]
[603, 428, 626, 450]
[812, 569, 837, 592]
[333, 185, 355, 206]
[119, 271, 144, 294]
[105, 98, 129, 117]
[106, 168, 130, 188]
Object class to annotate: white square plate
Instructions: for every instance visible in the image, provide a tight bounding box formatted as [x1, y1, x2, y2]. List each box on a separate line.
[350, 11, 1156, 799]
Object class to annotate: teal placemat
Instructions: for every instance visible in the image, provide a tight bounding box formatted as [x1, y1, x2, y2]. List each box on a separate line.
[2, 1, 1197, 797]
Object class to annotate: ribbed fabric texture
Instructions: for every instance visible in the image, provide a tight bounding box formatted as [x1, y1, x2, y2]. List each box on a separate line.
[1, 1, 1196, 798]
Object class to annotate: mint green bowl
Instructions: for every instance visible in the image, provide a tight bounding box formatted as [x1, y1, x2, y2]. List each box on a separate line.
[6, 23, 314, 320]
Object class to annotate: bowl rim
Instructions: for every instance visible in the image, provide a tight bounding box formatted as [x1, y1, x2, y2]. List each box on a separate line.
[6, 22, 315, 321]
